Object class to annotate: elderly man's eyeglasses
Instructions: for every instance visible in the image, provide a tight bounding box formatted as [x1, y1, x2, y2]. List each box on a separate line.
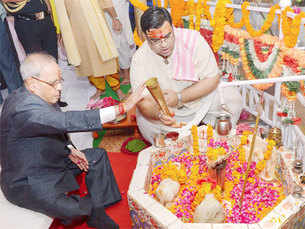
[147, 31, 173, 46]
[32, 76, 64, 88]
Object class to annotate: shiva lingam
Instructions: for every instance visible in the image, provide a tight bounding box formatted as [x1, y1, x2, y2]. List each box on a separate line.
[207, 159, 227, 192]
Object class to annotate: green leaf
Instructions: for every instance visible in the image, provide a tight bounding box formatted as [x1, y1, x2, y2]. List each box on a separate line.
[126, 139, 147, 152]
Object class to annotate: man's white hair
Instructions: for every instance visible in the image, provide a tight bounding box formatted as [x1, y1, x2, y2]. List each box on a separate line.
[20, 53, 56, 81]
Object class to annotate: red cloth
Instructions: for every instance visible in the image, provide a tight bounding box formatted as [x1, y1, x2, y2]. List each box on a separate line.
[49, 152, 138, 229]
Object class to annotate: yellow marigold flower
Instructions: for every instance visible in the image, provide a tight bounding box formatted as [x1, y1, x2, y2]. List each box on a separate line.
[267, 144, 273, 151]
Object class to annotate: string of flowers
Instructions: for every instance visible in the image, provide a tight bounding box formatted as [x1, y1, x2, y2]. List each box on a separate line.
[281, 7, 305, 48]
[210, 0, 231, 52]
[282, 48, 305, 96]
[255, 139, 276, 174]
[206, 124, 213, 142]
[202, 0, 212, 21]
[226, 3, 243, 28]
[191, 125, 199, 156]
[242, 2, 280, 37]
[129, 0, 148, 12]
[240, 35, 283, 90]
[187, 0, 195, 30]
[129, 0, 305, 51]
[133, 28, 144, 47]
[169, 0, 186, 27]
[195, 0, 203, 31]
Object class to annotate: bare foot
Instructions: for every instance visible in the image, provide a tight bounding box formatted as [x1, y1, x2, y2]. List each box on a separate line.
[121, 68, 130, 85]
[90, 89, 103, 101]
[116, 89, 126, 101]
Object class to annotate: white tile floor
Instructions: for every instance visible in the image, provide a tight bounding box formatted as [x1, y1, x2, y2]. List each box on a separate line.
[59, 60, 97, 150]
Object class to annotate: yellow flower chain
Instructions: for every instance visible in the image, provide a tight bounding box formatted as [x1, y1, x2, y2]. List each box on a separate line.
[133, 28, 143, 47]
[195, 0, 203, 31]
[211, 0, 230, 52]
[129, 0, 149, 12]
[129, 0, 305, 50]
[282, 7, 305, 48]
[191, 125, 200, 156]
[202, 0, 212, 21]
[207, 124, 213, 142]
[227, 5, 243, 28]
[169, 0, 186, 27]
[188, 0, 195, 30]
[255, 139, 276, 174]
[157, 0, 161, 7]
[242, 2, 280, 37]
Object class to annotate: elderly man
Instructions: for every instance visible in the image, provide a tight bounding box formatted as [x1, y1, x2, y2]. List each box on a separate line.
[130, 7, 242, 143]
[0, 2, 23, 104]
[0, 53, 144, 228]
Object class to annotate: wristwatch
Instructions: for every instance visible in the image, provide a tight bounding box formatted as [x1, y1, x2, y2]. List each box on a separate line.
[177, 92, 184, 109]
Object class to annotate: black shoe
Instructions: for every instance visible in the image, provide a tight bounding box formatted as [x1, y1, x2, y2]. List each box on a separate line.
[58, 100, 68, 107]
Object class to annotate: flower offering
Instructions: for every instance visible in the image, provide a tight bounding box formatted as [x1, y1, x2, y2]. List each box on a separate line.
[149, 126, 285, 224]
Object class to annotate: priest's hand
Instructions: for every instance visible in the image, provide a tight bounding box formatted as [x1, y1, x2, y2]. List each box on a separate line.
[163, 89, 178, 107]
[68, 147, 89, 172]
[159, 110, 186, 128]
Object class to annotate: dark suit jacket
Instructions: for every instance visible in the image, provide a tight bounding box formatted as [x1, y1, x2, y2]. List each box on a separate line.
[0, 87, 102, 208]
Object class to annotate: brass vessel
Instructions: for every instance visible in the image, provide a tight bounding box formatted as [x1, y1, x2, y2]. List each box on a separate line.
[145, 77, 171, 116]
[268, 127, 282, 148]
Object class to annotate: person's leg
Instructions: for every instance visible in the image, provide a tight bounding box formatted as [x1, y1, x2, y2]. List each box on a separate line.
[41, 16, 58, 61]
[83, 148, 121, 228]
[0, 90, 3, 104]
[0, 19, 23, 93]
[14, 19, 42, 54]
[83, 148, 121, 208]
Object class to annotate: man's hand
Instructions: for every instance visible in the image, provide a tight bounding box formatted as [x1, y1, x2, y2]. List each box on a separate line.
[123, 83, 145, 112]
[163, 89, 178, 107]
[159, 110, 175, 126]
[159, 110, 186, 128]
[112, 18, 122, 33]
[68, 147, 89, 172]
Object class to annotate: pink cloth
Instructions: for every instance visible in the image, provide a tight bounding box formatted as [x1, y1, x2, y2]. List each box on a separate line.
[172, 28, 199, 82]
[6, 16, 26, 62]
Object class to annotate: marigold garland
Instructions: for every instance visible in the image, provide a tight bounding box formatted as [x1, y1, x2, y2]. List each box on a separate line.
[191, 125, 199, 156]
[242, 2, 280, 37]
[133, 28, 143, 47]
[195, 0, 204, 31]
[227, 5, 243, 28]
[202, 0, 212, 21]
[129, 0, 149, 12]
[210, 0, 231, 52]
[187, 0, 195, 30]
[240, 35, 283, 90]
[281, 7, 305, 48]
